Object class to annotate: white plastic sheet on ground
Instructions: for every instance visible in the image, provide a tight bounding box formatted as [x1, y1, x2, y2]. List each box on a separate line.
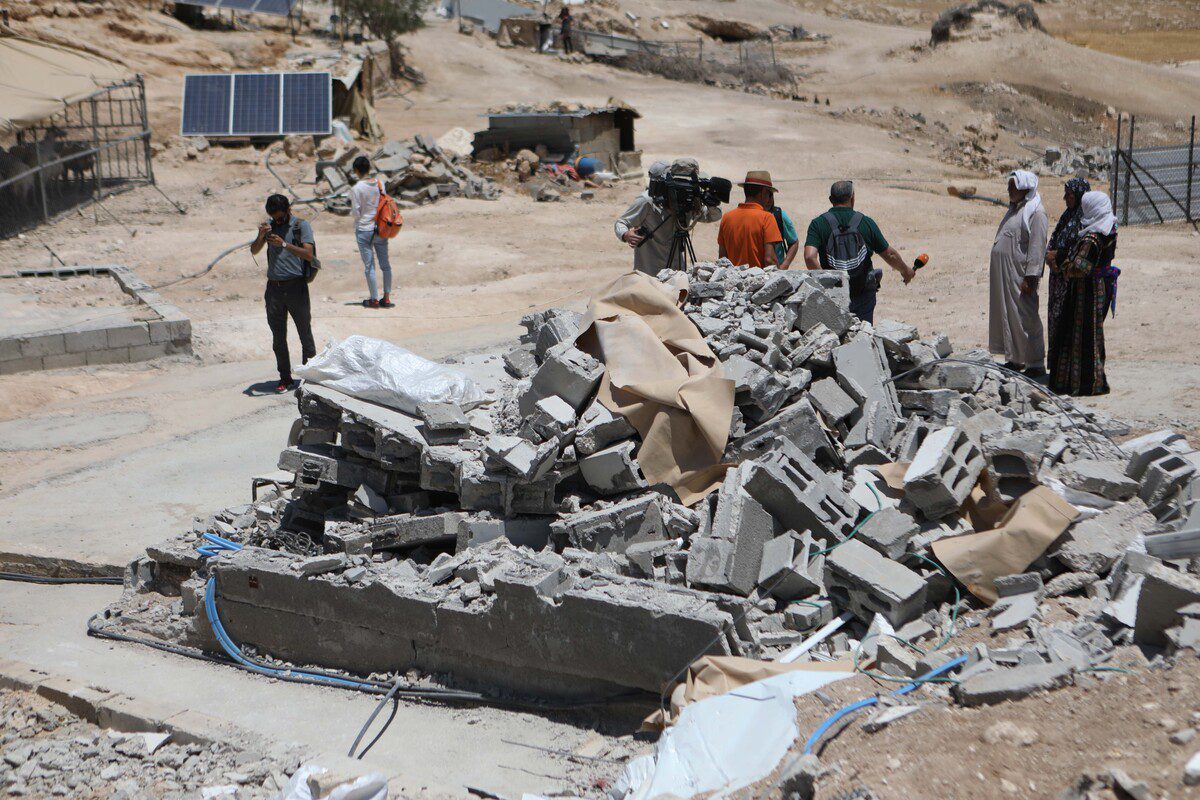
[618, 669, 853, 800]
[276, 765, 388, 800]
[294, 335, 486, 414]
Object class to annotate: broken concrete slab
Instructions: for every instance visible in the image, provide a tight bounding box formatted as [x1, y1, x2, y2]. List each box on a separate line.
[1061, 459, 1138, 501]
[955, 661, 1073, 706]
[824, 539, 926, 626]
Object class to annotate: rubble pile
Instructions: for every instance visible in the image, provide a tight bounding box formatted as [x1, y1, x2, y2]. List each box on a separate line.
[1023, 143, 1112, 180]
[0, 688, 298, 798]
[318, 133, 500, 211]
[114, 262, 1200, 704]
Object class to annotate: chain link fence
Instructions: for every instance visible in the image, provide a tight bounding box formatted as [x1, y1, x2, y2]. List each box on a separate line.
[0, 77, 154, 239]
[1110, 113, 1198, 226]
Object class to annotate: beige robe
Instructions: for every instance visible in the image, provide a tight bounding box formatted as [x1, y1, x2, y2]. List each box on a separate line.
[989, 199, 1048, 367]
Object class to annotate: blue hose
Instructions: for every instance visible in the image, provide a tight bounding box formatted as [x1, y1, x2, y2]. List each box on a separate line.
[194, 534, 384, 692]
[802, 654, 968, 755]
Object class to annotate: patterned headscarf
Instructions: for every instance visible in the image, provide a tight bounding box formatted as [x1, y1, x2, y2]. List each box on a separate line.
[1049, 177, 1091, 252]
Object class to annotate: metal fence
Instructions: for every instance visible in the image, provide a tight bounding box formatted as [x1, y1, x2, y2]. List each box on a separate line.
[0, 77, 154, 239]
[1110, 113, 1198, 226]
[575, 29, 777, 66]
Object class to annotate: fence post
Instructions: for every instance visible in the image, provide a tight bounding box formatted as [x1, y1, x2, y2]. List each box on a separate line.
[698, 37, 703, 64]
[1123, 115, 1134, 227]
[770, 38, 776, 67]
[1187, 115, 1196, 224]
[89, 98, 103, 202]
[32, 130, 49, 225]
[1111, 112, 1121, 214]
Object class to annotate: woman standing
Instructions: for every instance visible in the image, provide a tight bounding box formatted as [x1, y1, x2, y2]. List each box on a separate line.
[1048, 191, 1117, 396]
[1045, 177, 1090, 367]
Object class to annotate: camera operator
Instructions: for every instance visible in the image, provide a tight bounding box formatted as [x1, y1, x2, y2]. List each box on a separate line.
[614, 158, 722, 275]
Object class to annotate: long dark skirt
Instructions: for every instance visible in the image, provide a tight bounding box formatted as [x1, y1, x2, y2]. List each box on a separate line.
[1046, 269, 1067, 363]
[1049, 273, 1109, 396]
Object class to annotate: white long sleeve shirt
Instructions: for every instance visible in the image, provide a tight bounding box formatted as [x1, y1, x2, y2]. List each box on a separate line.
[350, 178, 382, 232]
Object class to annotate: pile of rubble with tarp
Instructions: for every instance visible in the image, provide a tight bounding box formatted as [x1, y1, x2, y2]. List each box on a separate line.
[319, 132, 500, 213]
[101, 262, 1200, 708]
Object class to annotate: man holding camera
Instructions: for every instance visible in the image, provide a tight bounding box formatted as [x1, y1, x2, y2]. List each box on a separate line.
[250, 194, 317, 393]
[614, 158, 722, 275]
[803, 180, 915, 324]
[717, 171, 784, 269]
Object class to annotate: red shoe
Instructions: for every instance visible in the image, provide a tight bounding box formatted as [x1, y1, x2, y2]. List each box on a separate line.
[363, 298, 379, 308]
[379, 294, 394, 309]
[275, 379, 292, 393]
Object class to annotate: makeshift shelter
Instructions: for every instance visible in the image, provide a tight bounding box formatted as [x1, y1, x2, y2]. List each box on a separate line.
[290, 43, 387, 140]
[0, 33, 153, 238]
[472, 104, 642, 178]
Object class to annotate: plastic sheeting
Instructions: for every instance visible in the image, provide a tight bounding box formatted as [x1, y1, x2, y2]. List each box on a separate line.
[276, 765, 387, 800]
[619, 668, 852, 800]
[294, 335, 486, 413]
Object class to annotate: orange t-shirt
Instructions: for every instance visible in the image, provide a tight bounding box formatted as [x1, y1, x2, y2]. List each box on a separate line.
[717, 202, 783, 268]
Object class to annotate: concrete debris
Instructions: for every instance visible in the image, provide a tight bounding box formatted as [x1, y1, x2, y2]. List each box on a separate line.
[111, 259, 1200, 707]
[320, 134, 500, 213]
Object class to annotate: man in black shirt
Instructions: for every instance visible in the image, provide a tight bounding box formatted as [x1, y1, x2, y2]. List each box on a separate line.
[250, 194, 317, 392]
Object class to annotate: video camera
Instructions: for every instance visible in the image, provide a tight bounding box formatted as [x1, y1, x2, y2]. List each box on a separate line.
[648, 169, 732, 217]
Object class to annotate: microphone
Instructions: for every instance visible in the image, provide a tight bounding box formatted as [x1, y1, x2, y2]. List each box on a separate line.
[913, 253, 930, 270]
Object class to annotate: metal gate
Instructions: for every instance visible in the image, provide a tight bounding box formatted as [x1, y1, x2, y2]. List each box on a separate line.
[1110, 113, 1198, 226]
[0, 76, 154, 239]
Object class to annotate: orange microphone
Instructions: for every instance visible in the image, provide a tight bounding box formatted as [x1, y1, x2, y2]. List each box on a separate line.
[913, 253, 930, 271]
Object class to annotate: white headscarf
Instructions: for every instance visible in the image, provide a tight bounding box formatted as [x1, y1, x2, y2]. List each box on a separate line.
[1007, 170, 1043, 233]
[1078, 190, 1117, 237]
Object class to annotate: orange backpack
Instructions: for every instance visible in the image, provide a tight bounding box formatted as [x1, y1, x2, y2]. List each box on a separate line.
[373, 179, 403, 239]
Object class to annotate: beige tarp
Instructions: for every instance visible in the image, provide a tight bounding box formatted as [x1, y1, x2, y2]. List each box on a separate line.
[576, 272, 735, 506]
[0, 34, 128, 133]
[642, 655, 855, 731]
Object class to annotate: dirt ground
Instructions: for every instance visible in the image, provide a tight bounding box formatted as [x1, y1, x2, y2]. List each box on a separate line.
[2, 0, 1200, 795]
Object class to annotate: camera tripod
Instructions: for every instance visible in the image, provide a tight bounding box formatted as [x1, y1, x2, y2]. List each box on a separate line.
[639, 210, 699, 270]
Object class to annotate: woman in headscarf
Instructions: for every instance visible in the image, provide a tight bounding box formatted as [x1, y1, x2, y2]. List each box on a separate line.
[1045, 177, 1090, 364]
[1047, 190, 1117, 395]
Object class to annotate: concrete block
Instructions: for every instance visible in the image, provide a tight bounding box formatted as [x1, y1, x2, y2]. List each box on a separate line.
[1123, 429, 1185, 480]
[0, 337, 20, 361]
[897, 389, 958, 419]
[419, 446, 472, 493]
[526, 395, 576, 441]
[369, 511, 462, 549]
[833, 336, 899, 415]
[63, 327, 110, 353]
[1135, 562, 1200, 645]
[457, 515, 552, 551]
[1053, 498, 1156, 573]
[741, 447, 859, 542]
[16, 333, 64, 358]
[86, 347, 131, 365]
[824, 539, 926, 626]
[792, 282, 849, 336]
[726, 397, 834, 466]
[955, 662, 1073, 706]
[984, 432, 1047, 479]
[499, 437, 559, 482]
[579, 440, 646, 496]
[1139, 454, 1196, 510]
[417, 401, 469, 432]
[1061, 459, 1138, 501]
[533, 311, 580, 360]
[855, 506, 919, 560]
[106, 323, 151, 348]
[994, 572, 1044, 599]
[0, 355, 48, 374]
[575, 400, 637, 456]
[550, 494, 668, 553]
[808, 378, 857, 426]
[783, 598, 833, 630]
[36, 675, 114, 723]
[40, 351, 87, 370]
[988, 593, 1040, 632]
[503, 344, 538, 378]
[128, 342, 170, 362]
[875, 637, 919, 677]
[165, 317, 192, 343]
[844, 400, 897, 452]
[903, 426, 985, 519]
[688, 474, 779, 596]
[524, 343, 604, 413]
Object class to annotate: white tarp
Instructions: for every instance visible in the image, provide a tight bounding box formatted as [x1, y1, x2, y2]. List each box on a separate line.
[618, 668, 852, 800]
[294, 335, 486, 413]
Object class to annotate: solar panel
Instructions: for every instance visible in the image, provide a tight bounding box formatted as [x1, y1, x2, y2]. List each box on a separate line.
[180, 74, 232, 137]
[282, 73, 331, 135]
[231, 73, 281, 135]
[181, 72, 330, 137]
[174, 0, 293, 17]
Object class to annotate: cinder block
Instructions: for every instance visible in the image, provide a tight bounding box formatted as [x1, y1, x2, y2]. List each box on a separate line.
[0, 355, 45, 374]
[808, 377, 857, 425]
[41, 352, 88, 370]
[1139, 454, 1195, 510]
[87, 346, 131, 365]
[1061, 459, 1138, 501]
[575, 400, 636, 456]
[688, 471, 779, 596]
[64, 327, 110, 353]
[0, 337, 21, 361]
[522, 343, 604, 414]
[856, 506, 919, 559]
[128, 342, 170, 363]
[1135, 562, 1200, 645]
[726, 397, 834, 465]
[106, 323, 151, 348]
[955, 662, 1073, 706]
[824, 538, 926, 626]
[792, 282, 850, 336]
[19, 333, 65, 358]
[1124, 430, 1185, 480]
[579, 440, 646, 496]
[903, 426, 985, 519]
[165, 317, 192, 343]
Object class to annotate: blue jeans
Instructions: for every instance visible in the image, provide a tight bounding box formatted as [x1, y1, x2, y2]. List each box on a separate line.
[356, 228, 392, 300]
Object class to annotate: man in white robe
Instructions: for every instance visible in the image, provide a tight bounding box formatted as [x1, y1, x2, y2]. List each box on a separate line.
[989, 170, 1048, 376]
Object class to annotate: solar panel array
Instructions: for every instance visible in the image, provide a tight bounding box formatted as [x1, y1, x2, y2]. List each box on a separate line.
[175, 0, 293, 17]
[181, 72, 331, 137]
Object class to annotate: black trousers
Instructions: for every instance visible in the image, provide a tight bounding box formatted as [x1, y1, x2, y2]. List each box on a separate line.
[264, 279, 315, 382]
[849, 269, 882, 324]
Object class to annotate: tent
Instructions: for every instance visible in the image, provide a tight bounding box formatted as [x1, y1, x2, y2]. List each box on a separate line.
[0, 33, 129, 134]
